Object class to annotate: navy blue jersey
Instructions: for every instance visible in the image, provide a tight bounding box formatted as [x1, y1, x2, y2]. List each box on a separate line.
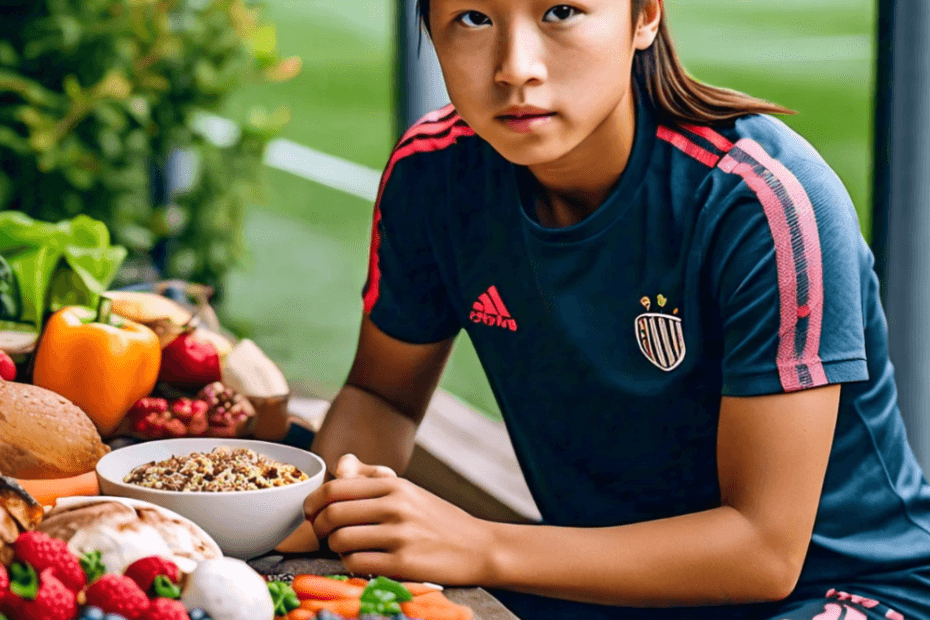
[361, 96, 930, 617]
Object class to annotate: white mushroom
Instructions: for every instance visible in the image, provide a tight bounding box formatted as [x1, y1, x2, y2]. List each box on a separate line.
[181, 557, 274, 620]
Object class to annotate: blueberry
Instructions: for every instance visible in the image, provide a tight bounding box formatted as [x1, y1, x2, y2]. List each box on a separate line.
[188, 609, 212, 620]
[316, 610, 348, 620]
[79, 607, 105, 620]
[103, 614, 128, 620]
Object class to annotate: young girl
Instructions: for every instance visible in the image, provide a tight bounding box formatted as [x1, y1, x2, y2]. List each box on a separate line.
[304, 0, 930, 618]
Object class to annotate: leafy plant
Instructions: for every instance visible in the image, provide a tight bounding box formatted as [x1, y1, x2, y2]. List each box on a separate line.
[0, 0, 299, 294]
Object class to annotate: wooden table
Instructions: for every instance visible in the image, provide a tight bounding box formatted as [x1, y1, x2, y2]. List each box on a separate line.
[247, 550, 520, 620]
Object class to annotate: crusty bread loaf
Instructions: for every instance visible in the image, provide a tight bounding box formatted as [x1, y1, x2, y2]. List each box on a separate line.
[0, 382, 110, 479]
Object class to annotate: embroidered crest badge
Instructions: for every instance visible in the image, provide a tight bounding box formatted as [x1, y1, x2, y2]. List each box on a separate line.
[635, 295, 685, 371]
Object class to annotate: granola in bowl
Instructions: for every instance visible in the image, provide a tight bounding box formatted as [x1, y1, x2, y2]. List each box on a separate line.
[122, 446, 309, 492]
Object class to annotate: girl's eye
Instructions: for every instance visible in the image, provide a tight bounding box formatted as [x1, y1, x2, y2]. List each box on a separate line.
[542, 4, 580, 22]
[457, 10, 491, 28]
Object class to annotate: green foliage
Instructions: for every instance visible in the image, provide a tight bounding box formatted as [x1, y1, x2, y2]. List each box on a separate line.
[0, 0, 299, 292]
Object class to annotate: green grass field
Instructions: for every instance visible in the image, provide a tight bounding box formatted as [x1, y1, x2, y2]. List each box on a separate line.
[218, 0, 877, 417]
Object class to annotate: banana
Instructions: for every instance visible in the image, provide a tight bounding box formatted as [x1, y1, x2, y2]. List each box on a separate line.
[105, 290, 193, 325]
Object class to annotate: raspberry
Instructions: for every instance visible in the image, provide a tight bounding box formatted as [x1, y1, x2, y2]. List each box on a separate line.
[137, 597, 189, 620]
[1, 562, 8, 592]
[170, 398, 194, 423]
[123, 557, 180, 596]
[187, 406, 209, 436]
[129, 398, 169, 422]
[164, 419, 188, 438]
[13, 531, 86, 594]
[84, 574, 149, 619]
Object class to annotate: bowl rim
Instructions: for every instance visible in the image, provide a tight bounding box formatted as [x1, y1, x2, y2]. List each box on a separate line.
[95, 437, 325, 498]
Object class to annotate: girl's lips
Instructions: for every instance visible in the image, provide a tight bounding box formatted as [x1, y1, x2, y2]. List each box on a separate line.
[498, 112, 556, 133]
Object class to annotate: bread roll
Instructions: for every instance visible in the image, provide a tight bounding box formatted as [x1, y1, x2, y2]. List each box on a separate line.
[0, 382, 110, 479]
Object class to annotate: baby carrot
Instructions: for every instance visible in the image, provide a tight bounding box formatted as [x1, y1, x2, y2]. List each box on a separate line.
[292, 574, 366, 600]
[286, 610, 315, 620]
[299, 598, 361, 617]
[401, 595, 473, 620]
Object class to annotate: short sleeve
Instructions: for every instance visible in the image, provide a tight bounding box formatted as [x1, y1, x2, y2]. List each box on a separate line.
[709, 155, 869, 396]
[361, 148, 461, 344]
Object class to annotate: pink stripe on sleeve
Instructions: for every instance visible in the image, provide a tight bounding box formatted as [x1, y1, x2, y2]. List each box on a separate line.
[718, 153, 804, 391]
[738, 139, 827, 386]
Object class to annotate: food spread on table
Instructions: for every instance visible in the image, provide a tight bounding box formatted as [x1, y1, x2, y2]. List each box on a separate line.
[123, 447, 309, 492]
[0, 213, 480, 620]
[0, 484, 476, 620]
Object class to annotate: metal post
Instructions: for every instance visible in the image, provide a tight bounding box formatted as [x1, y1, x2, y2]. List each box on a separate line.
[394, 0, 450, 140]
[872, 0, 930, 472]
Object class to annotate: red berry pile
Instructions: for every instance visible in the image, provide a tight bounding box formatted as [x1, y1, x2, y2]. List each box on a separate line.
[0, 530, 188, 620]
[128, 398, 209, 439]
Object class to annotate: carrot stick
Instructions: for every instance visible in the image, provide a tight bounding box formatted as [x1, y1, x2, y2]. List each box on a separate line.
[346, 577, 369, 588]
[299, 598, 361, 617]
[286, 609, 315, 620]
[16, 471, 99, 506]
[401, 596, 473, 620]
[292, 574, 366, 600]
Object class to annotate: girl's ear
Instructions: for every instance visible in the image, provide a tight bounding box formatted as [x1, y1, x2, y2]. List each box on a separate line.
[633, 0, 662, 51]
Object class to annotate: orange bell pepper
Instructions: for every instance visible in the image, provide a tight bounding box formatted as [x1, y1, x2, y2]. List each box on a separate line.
[33, 296, 161, 436]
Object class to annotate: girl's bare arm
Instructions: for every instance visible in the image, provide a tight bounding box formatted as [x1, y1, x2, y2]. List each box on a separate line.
[309, 383, 840, 606]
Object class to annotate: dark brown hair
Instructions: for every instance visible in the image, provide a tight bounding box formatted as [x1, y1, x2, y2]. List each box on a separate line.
[415, 0, 794, 125]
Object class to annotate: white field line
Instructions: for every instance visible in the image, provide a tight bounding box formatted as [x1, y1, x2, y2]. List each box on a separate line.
[192, 112, 382, 203]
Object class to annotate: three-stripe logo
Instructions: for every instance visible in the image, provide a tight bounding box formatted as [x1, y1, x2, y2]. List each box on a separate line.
[470, 285, 518, 332]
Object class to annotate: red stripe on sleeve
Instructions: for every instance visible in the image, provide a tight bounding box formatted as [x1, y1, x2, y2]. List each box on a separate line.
[678, 123, 735, 153]
[656, 126, 721, 168]
[363, 119, 475, 313]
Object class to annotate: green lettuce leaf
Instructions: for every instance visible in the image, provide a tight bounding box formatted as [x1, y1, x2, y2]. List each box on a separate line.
[0, 212, 127, 330]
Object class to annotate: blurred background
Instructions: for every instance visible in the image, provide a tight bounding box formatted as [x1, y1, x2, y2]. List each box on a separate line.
[0, 0, 878, 421]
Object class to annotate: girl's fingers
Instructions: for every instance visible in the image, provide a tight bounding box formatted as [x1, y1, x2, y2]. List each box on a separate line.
[336, 453, 398, 479]
[326, 523, 400, 555]
[304, 476, 397, 521]
[312, 497, 396, 539]
[340, 550, 397, 579]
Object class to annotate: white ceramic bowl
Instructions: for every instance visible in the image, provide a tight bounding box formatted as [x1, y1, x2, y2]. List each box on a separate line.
[95, 438, 325, 560]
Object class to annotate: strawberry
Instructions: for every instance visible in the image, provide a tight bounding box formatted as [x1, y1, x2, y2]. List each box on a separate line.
[84, 574, 149, 619]
[0, 351, 15, 381]
[137, 597, 190, 620]
[124, 557, 180, 597]
[6, 565, 77, 620]
[158, 331, 221, 389]
[13, 532, 86, 594]
[1, 562, 8, 592]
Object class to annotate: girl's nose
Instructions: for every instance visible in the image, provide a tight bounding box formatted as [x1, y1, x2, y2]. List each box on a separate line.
[494, 23, 547, 86]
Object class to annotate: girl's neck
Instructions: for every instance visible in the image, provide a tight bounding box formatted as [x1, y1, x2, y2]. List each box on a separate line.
[528, 89, 638, 228]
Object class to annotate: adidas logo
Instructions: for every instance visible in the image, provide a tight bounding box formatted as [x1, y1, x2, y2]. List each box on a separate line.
[470, 285, 518, 332]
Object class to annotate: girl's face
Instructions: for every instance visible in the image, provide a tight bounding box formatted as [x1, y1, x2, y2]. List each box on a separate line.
[428, 0, 657, 167]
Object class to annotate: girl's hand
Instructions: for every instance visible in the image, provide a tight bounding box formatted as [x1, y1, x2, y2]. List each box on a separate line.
[304, 455, 496, 585]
